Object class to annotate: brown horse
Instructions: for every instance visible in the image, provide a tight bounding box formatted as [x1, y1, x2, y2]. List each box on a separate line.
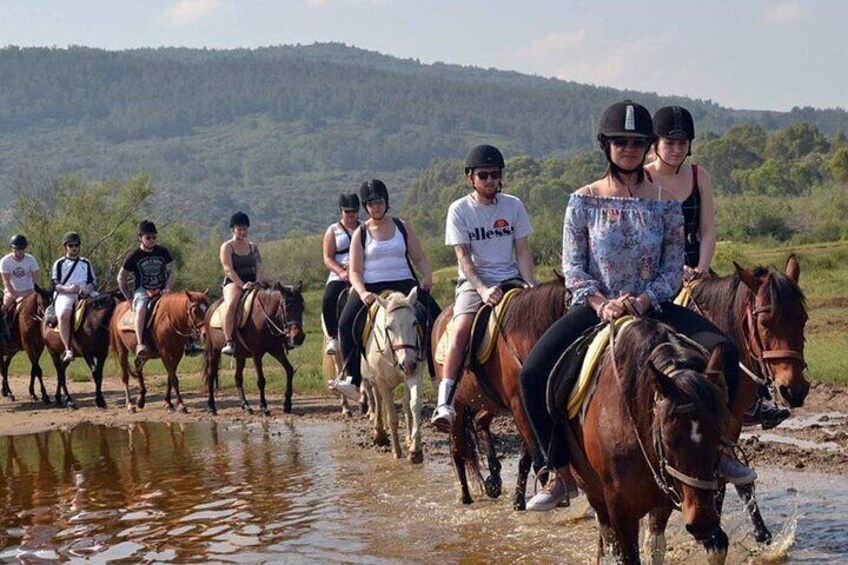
[431, 281, 568, 509]
[42, 291, 123, 408]
[0, 286, 53, 404]
[109, 290, 210, 413]
[685, 255, 809, 543]
[203, 283, 305, 416]
[564, 319, 729, 564]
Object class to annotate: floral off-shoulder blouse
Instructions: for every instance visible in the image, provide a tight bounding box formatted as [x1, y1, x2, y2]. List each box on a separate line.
[561, 193, 685, 310]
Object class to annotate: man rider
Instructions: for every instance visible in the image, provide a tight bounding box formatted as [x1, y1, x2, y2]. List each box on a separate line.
[51, 232, 97, 363]
[431, 145, 537, 431]
[0, 234, 39, 347]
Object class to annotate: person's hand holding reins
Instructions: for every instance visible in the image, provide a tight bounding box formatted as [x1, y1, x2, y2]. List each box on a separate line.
[597, 294, 634, 322]
[360, 291, 377, 306]
[478, 285, 503, 306]
[242, 281, 255, 291]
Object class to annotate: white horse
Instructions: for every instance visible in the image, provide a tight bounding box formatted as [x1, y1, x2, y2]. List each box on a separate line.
[361, 289, 425, 464]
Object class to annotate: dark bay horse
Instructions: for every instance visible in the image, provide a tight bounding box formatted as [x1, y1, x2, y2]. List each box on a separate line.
[685, 255, 809, 543]
[203, 283, 305, 416]
[431, 280, 568, 509]
[109, 290, 210, 413]
[0, 286, 52, 404]
[42, 291, 123, 408]
[564, 319, 729, 565]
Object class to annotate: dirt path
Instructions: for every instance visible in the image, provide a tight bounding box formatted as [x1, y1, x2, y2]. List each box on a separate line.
[1, 375, 845, 475]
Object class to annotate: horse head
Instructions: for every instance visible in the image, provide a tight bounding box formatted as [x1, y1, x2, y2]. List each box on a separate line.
[184, 289, 211, 331]
[645, 335, 729, 559]
[33, 284, 52, 315]
[272, 281, 305, 349]
[734, 254, 809, 408]
[375, 289, 421, 376]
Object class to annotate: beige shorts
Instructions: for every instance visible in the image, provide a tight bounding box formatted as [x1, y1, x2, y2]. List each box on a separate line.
[453, 277, 526, 320]
[53, 293, 79, 314]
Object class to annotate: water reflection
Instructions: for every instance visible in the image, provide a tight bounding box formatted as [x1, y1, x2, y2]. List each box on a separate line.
[0, 421, 846, 563]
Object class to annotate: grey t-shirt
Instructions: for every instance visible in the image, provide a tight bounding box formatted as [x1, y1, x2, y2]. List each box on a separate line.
[445, 193, 533, 283]
[0, 253, 39, 293]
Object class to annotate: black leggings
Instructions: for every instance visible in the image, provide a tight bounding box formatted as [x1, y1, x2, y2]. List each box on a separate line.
[520, 302, 740, 470]
[322, 280, 349, 338]
[338, 279, 441, 385]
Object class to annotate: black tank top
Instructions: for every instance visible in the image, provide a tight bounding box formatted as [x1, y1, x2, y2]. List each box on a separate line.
[223, 243, 259, 285]
[681, 165, 701, 269]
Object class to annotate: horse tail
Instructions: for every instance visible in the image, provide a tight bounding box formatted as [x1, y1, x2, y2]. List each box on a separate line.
[454, 406, 485, 495]
[201, 337, 219, 393]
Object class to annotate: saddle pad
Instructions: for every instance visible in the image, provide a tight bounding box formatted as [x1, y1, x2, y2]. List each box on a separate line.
[47, 298, 89, 333]
[209, 289, 257, 329]
[360, 291, 396, 345]
[434, 288, 523, 366]
[567, 316, 635, 419]
[116, 298, 161, 332]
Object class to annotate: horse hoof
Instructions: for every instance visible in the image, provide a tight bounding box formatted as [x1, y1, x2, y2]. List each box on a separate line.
[165, 404, 175, 413]
[755, 529, 773, 545]
[374, 432, 390, 447]
[96, 398, 107, 409]
[283, 402, 292, 414]
[260, 409, 271, 417]
[461, 494, 473, 505]
[30, 394, 39, 402]
[242, 406, 254, 415]
[179, 405, 189, 414]
[127, 406, 136, 414]
[484, 476, 502, 499]
[341, 408, 353, 418]
[408, 450, 424, 465]
[513, 497, 526, 511]
[137, 398, 146, 410]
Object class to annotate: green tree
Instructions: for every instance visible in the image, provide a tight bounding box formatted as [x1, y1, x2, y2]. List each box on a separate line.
[764, 123, 830, 161]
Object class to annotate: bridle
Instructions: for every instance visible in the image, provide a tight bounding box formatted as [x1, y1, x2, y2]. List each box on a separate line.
[609, 324, 719, 510]
[170, 296, 207, 339]
[373, 301, 423, 370]
[740, 301, 806, 400]
[257, 289, 302, 347]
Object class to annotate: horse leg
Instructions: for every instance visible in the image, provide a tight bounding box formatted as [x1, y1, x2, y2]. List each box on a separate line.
[270, 350, 294, 414]
[380, 383, 402, 459]
[234, 356, 252, 414]
[206, 348, 221, 415]
[595, 513, 617, 565]
[136, 362, 147, 410]
[92, 355, 107, 409]
[474, 413, 502, 499]
[452, 407, 474, 505]
[371, 384, 390, 448]
[117, 343, 136, 412]
[253, 355, 271, 417]
[0, 358, 14, 402]
[646, 506, 672, 565]
[607, 500, 640, 564]
[513, 442, 533, 511]
[28, 353, 50, 405]
[404, 375, 423, 464]
[735, 482, 772, 545]
[163, 354, 186, 413]
[53, 357, 75, 409]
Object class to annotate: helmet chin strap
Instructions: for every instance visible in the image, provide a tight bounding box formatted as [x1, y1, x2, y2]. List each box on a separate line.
[605, 148, 648, 182]
[656, 151, 686, 174]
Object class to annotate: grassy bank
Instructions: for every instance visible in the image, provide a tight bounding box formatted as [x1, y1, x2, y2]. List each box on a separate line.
[5, 241, 847, 403]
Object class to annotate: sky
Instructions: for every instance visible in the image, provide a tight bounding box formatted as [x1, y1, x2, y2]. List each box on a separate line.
[0, 0, 844, 112]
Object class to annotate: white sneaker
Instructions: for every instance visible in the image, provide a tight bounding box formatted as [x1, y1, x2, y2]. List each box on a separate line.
[330, 376, 360, 402]
[527, 473, 569, 511]
[431, 404, 456, 432]
[62, 349, 74, 363]
[325, 338, 339, 356]
[719, 454, 757, 486]
[222, 341, 235, 355]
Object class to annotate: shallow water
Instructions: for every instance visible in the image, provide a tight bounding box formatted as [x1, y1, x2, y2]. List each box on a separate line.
[0, 421, 845, 563]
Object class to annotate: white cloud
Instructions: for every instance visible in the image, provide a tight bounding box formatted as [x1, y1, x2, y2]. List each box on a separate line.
[762, 1, 806, 26]
[163, 0, 225, 26]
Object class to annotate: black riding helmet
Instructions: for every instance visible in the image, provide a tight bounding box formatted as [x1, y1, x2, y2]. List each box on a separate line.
[62, 231, 81, 246]
[229, 211, 250, 228]
[9, 234, 28, 249]
[464, 145, 505, 173]
[338, 192, 361, 212]
[597, 100, 654, 180]
[360, 179, 389, 210]
[138, 220, 157, 235]
[653, 106, 695, 140]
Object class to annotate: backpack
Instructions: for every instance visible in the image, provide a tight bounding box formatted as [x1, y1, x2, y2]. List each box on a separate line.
[358, 218, 418, 284]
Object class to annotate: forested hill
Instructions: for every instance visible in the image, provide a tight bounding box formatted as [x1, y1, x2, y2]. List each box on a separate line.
[1, 43, 846, 238]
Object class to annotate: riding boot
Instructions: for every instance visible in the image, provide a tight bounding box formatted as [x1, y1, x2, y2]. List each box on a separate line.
[745, 386, 791, 430]
[184, 339, 205, 357]
[431, 378, 457, 432]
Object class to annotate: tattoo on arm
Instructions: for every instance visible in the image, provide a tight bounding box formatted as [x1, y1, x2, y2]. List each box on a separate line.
[456, 244, 483, 288]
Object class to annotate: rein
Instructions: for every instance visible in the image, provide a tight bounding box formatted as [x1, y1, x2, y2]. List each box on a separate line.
[741, 302, 806, 400]
[256, 289, 300, 346]
[608, 321, 718, 510]
[371, 301, 423, 368]
[167, 296, 206, 339]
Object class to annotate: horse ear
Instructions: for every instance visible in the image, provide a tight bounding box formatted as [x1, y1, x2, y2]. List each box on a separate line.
[203, 288, 210, 297]
[734, 262, 762, 292]
[375, 295, 388, 309]
[649, 359, 675, 399]
[407, 286, 419, 305]
[184, 290, 192, 300]
[784, 254, 800, 283]
[295, 280, 303, 293]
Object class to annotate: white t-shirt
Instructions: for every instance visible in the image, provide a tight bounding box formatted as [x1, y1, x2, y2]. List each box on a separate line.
[0, 253, 39, 293]
[445, 193, 533, 283]
[51, 256, 97, 293]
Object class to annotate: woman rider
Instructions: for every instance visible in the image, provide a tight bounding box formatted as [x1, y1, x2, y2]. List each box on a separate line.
[520, 100, 755, 512]
[322, 192, 361, 356]
[220, 211, 262, 356]
[330, 179, 441, 402]
[646, 105, 789, 429]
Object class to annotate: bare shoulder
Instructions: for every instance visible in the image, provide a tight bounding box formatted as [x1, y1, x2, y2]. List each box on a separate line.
[574, 183, 597, 196]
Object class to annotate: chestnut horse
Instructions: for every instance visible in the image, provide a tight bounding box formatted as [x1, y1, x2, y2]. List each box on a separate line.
[203, 283, 305, 416]
[109, 290, 210, 413]
[0, 286, 53, 404]
[684, 255, 809, 544]
[42, 291, 123, 408]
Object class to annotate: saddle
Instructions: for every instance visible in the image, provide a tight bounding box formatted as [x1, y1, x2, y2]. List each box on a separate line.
[209, 289, 257, 329]
[46, 298, 90, 332]
[434, 287, 523, 366]
[547, 316, 636, 422]
[116, 295, 162, 332]
[360, 291, 401, 345]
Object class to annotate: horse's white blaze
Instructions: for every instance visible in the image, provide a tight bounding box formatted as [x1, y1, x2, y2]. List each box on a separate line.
[690, 420, 703, 444]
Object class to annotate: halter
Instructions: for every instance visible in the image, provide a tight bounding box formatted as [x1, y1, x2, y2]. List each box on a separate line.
[169, 296, 207, 339]
[740, 302, 806, 402]
[372, 301, 423, 370]
[257, 289, 302, 347]
[609, 324, 719, 510]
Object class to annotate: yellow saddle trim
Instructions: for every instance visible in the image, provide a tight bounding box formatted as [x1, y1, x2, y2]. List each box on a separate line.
[674, 278, 703, 308]
[48, 298, 88, 333]
[116, 298, 165, 332]
[434, 288, 523, 366]
[360, 291, 395, 345]
[567, 316, 635, 419]
[209, 289, 257, 330]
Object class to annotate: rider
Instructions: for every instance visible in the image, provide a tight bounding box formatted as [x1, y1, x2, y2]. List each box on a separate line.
[330, 179, 441, 402]
[520, 100, 755, 512]
[431, 145, 537, 431]
[646, 106, 789, 429]
[0, 234, 40, 347]
[322, 192, 361, 356]
[51, 232, 97, 363]
[220, 211, 262, 356]
[118, 220, 175, 358]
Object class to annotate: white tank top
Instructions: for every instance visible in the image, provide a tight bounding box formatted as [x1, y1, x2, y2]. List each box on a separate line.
[362, 224, 413, 284]
[327, 222, 356, 283]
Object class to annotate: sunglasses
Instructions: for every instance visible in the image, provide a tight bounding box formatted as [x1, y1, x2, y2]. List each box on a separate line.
[610, 138, 650, 150]
[475, 171, 502, 181]
[65, 243, 80, 248]
[142, 234, 158, 241]
[365, 199, 385, 207]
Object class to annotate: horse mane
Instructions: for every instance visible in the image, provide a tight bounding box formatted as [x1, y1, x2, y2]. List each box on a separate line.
[501, 280, 570, 340]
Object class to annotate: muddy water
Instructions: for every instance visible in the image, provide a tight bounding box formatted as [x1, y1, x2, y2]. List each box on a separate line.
[0, 421, 845, 564]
